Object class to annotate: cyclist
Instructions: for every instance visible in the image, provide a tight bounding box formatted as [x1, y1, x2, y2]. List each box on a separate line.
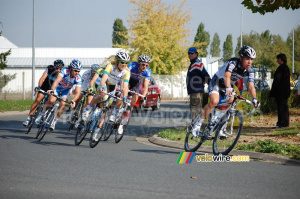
[82, 51, 131, 138]
[67, 64, 104, 122]
[128, 54, 152, 110]
[35, 59, 83, 130]
[192, 45, 259, 137]
[23, 59, 64, 127]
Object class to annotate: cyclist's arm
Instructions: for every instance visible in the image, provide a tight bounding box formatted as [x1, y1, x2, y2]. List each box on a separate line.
[248, 82, 257, 99]
[90, 73, 98, 88]
[224, 72, 232, 88]
[51, 74, 63, 91]
[72, 86, 82, 102]
[38, 72, 48, 87]
[100, 73, 108, 88]
[142, 79, 150, 97]
[122, 70, 130, 99]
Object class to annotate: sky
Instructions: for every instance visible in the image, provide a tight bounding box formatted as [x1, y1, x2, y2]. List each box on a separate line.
[1, 0, 300, 54]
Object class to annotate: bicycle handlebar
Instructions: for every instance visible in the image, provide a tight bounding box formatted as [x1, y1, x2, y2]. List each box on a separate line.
[38, 89, 70, 104]
[128, 90, 145, 98]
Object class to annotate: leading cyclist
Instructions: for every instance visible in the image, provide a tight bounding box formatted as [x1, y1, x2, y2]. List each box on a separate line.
[35, 59, 83, 130]
[192, 45, 259, 137]
[23, 60, 65, 127]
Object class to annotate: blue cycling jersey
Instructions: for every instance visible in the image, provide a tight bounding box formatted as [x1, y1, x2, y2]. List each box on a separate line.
[128, 62, 152, 87]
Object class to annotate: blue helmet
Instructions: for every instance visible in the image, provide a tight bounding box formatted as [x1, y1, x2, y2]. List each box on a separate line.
[69, 59, 82, 70]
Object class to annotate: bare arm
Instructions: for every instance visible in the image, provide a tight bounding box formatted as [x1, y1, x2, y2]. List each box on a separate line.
[248, 82, 256, 99]
[72, 86, 82, 102]
[51, 74, 63, 91]
[38, 72, 48, 87]
[142, 79, 150, 97]
[224, 71, 233, 95]
[90, 74, 98, 88]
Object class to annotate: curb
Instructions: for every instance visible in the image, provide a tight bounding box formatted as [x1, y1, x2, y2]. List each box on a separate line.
[148, 135, 300, 166]
[0, 110, 28, 116]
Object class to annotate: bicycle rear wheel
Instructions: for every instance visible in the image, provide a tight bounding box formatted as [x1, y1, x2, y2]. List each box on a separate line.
[184, 116, 209, 152]
[213, 110, 243, 155]
[115, 107, 131, 143]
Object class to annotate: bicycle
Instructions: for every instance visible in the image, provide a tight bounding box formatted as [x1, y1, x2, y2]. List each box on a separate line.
[184, 92, 259, 155]
[25, 90, 48, 134]
[68, 90, 95, 131]
[102, 90, 144, 144]
[35, 92, 70, 142]
[88, 91, 120, 148]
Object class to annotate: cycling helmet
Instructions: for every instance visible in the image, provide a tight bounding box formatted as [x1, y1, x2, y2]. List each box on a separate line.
[115, 51, 130, 62]
[238, 45, 256, 59]
[54, 59, 64, 69]
[69, 59, 82, 70]
[91, 64, 102, 72]
[138, 54, 151, 63]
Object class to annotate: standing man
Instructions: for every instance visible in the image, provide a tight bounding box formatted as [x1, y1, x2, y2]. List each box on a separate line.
[269, 53, 291, 128]
[186, 47, 211, 120]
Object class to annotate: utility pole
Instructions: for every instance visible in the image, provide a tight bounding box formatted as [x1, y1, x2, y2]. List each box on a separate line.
[32, 0, 35, 99]
[240, 7, 243, 48]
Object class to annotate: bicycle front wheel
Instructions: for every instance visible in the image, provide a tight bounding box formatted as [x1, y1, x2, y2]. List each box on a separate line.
[103, 108, 114, 141]
[89, 110, 106, 148]
[75, 122, 87, 146]
[213, 110, 243, 155]
[68, 101, 83, 131]
[115, 107, 131, 143]
[184, 117, 209, 152]
[36, 110, 55, 142]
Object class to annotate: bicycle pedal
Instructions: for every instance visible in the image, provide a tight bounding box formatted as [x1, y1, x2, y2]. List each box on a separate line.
[207, 136, 214, 140]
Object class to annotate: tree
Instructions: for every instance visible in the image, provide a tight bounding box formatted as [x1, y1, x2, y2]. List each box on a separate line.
[0, 22, 15, 93]
[193, 23, 210, 57]
[116, 0, 191, 75]
[112, 18, 128, 47]
[223, 34, 233, 61]
[242, 0, 300, 15]
[210, 33, 221, 57]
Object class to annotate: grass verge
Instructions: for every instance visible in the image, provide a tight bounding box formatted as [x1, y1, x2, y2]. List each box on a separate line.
[0, 100, 34, 112]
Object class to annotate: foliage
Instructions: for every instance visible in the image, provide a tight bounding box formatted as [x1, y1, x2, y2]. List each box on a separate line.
[116, 0, 191, 75]
[193, 23, 210, 57]
[235, 30, 299, 74]
[287, 25, 300, 74]
[0, 21, 15, 92]
[210, 33, 221, 57]
[242, 0, 300, 15]
[112, 18, 128, 47]
[223, 34, 233, 61]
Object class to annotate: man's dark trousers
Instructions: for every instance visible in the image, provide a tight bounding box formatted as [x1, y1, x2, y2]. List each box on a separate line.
[275, 96, 289, 127]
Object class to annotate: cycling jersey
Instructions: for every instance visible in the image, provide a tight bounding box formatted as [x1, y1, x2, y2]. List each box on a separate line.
[209, 58, 254, 95]
[40, 65, 58, 91]
[81, 69, 101, 91]
[55, 68, 82, 98]
[128, 62, 152, 89]
[101, 63, 130, 85]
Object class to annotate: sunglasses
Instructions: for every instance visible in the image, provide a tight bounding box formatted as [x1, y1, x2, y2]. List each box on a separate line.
[73, 69, 80, 73]
[141, 63, 149, 67]
[119, 61, 129, 65]
[55, 67, 62, 70]
[188, 53, 195, 55]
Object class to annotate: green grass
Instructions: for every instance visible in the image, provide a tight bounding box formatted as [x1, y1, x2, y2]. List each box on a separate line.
[158, 126, 300, 160]
[0, 100, 34, 112]
[236, 139, 300, 160]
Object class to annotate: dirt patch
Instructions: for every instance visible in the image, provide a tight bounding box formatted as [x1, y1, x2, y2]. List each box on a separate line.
[241, 108, 300, 146]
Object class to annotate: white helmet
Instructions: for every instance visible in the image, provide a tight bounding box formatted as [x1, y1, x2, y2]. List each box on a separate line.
[239, 45, 256, 59]
[138, 54, 151, 63]
[115, 51, 130, 62]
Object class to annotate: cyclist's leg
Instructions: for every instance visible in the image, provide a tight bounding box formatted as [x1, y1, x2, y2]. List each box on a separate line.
[29, 93, 45, 116]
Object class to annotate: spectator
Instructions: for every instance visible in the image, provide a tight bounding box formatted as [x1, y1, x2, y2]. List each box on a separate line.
[186, 47, 211, 120]
[269, 53, 291, 128]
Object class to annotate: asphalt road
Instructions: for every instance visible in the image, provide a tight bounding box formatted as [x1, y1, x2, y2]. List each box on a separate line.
[0, 101, 299, 199]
